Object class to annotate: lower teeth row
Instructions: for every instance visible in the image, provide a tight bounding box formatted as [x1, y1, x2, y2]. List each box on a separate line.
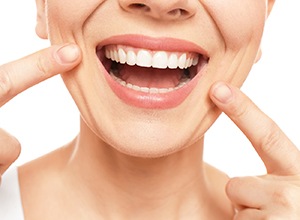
[110, 71, 190, 94]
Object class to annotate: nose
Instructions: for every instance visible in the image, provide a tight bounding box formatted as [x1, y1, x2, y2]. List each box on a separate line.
[119, 0, 197, 21]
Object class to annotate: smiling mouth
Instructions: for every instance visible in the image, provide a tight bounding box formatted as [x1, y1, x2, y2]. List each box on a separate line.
[97, 45, 209, 94]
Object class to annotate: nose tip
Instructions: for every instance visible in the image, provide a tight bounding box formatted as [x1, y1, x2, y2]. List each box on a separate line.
[120, 0, 196, 21]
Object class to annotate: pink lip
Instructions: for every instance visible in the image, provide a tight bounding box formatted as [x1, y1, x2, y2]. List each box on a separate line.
[98, 35, 208, 56]
[96, 34, 208, 109]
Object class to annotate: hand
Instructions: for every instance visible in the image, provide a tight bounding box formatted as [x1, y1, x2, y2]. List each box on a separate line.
[0, 44, 81, 181]
[210, 81, 300, 219]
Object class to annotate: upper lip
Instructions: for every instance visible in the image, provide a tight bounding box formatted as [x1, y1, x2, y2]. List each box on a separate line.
[96, 34, 209, 58]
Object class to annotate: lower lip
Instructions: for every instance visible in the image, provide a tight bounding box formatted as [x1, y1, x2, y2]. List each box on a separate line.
[100, 63, 206, 109]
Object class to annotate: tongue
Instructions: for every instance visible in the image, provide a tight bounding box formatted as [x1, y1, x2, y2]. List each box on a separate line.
[119, 65, 182, 88]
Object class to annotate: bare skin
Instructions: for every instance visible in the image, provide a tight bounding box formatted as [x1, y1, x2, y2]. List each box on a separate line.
[2, 1, 300, 220]
[17, 81, 300, 219]
[19, 139, 234, 220]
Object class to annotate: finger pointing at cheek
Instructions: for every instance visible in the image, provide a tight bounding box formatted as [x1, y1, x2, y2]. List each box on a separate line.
[0, 43, 81, 107]
[209, 81, 300, 175]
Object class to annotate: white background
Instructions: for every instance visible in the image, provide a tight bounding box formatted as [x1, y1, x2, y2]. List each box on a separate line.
[0, 1, 299, 177]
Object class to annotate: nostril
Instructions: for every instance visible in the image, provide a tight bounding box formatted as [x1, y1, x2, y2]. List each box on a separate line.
[168, 8, 189, 17]
[129, 3, 151, 12]
[130, 3, 145, 8]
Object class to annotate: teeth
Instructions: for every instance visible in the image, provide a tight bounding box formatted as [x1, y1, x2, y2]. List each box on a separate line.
[118, 48, 127, 64]
[137, 50, 152, 67]
[104, 45, 200, 94]
[178, 54, 187, 69]
[105, 45, 199, 69]
[168, 54, 178, 69]
[152, 51, 168, 69]
[127, 51, 136, 66]
[110, 70, 190, 94]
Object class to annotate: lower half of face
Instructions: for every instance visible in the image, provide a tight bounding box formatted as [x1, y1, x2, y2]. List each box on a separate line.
[45, 0, 267, 157]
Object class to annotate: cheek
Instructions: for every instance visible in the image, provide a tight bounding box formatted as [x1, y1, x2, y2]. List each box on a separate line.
[46, 0, 106, 42]
[204, 0, 267, 50]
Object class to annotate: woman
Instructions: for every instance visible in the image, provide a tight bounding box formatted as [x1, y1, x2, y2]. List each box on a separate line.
[1, 0, 300, 219]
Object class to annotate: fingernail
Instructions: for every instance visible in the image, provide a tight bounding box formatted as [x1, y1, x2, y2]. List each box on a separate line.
[56, 44, 80, 64]
[212, 82, 233, 103]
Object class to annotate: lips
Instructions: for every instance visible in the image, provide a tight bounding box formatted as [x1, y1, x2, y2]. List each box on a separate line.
[96, 35, 209, 109]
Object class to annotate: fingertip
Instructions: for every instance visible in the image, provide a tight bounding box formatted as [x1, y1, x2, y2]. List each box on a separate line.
[54, 44, 81, 65]
[0, 129, 21, 175]
[225, 177, 235, 198]
[210, 81, 233, 104]
[225, 177, 239, 197]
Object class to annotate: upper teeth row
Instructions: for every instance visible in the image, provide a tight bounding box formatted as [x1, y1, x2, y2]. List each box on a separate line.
[104, 45, 199, 69]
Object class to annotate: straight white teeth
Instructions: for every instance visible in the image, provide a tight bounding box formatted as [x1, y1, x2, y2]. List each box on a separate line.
[105, 45, 199, 70]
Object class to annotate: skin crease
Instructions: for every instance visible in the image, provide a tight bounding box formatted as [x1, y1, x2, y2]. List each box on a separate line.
[17, 0, 274, 219]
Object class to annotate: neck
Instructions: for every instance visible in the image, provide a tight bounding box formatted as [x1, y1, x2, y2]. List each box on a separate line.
[64, 119, 216, 219]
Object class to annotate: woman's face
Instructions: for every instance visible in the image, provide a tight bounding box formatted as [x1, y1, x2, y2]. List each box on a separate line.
[36, 0, 273, 157]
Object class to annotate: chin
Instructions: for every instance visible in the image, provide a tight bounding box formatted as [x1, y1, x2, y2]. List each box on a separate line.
[103, 123, 193, 158]
[112, 140, 189, 159]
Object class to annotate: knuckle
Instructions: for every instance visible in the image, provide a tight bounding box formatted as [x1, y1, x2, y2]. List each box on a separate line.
[259, 122, 282, 155]
[36, 54, 49, 77]
[271, 184, 296, 208]
[0, 64, 13, 98]
[228, 98, 249, 119]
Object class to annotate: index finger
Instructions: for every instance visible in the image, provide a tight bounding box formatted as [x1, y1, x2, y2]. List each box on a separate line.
[0, 43, 81, 107]
[210, 81, 300, 175]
